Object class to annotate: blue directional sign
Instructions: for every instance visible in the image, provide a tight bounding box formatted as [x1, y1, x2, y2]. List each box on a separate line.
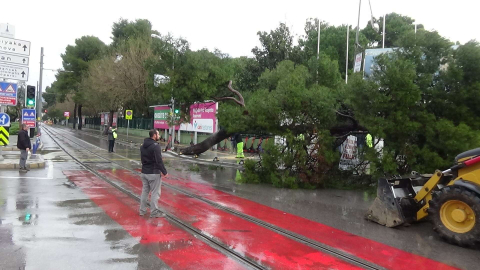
[0, 82, 17, 106]
[22, 108, 36, 128]
[0, 113, 10, 126]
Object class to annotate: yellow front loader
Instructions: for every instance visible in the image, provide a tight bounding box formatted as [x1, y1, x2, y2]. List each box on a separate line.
[366, 148, 480, 247]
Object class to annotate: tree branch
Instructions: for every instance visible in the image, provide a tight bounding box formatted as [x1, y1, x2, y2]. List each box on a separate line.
[214, 80, 245, 107]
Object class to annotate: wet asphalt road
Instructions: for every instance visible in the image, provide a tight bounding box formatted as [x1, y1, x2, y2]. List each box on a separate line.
[1, 125, 479, 269]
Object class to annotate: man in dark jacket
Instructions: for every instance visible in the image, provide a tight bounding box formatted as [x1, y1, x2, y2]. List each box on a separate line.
[17, 124, 31, 172]
[139, 129, 168, 218]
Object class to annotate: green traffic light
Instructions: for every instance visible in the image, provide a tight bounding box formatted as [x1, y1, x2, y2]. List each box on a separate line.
[174, 109, 179, 114]
[27, 99, 35, 106]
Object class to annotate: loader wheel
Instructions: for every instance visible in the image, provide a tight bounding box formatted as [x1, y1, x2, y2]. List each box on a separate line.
[429, 186, 480, 247]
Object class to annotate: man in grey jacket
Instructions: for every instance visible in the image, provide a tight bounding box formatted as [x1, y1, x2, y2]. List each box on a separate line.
[139, 129, 168, 218]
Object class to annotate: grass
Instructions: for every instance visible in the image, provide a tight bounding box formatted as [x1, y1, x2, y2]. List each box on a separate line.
[208, 165, 225, 171]
[188, 164, 201, 172]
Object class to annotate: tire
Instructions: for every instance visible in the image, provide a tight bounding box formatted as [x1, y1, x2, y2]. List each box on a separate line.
[428, 186, 480, 247]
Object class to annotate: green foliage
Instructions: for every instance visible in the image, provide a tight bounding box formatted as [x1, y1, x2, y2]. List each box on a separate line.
[252, 23, 296, 70]
[172, 49, 233, 108]
[112, 18, 157, 46]
[9, 122, 19, 135]
[188, 164, 200, 172]
[299, 19, 368, 76]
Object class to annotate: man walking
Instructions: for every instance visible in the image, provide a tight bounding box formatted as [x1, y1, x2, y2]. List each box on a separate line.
[17, 124, 31, 172]
[140, 129, 168, 218]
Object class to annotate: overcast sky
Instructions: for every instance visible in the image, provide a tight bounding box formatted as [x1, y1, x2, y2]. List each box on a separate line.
[2, 0, 479, 95]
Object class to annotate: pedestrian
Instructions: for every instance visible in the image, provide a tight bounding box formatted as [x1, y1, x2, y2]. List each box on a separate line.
[140, 129, 168, 218]
[235, 133, 244, 158]
[107, 127, 116, 153]
[112, 127, 118, 152]
[17, 124, 31, 172]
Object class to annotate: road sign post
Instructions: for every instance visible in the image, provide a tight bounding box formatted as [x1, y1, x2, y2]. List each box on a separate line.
[22, 109, 36, 128]
[0, 112, 10, 127]
[0, 82, 17, 106]
[125, 110, 133, 141]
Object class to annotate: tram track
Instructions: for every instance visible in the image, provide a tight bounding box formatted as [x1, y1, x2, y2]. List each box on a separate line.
[43, 125, 384, 270]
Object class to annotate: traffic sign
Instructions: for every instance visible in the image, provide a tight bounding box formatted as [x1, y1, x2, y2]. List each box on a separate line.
[22, 109, 36, 128]
[125, 110, 133, 120]
[0, 36, 31, 56]
[0, 82, 17, 106]
[0, 126, 9, 146]
[64, 111, 70, 117]
[0, 113, 10, 126]
[0, 52, 29, 66]
[0, 24, 15, 38]
[0, 63, 29, 81]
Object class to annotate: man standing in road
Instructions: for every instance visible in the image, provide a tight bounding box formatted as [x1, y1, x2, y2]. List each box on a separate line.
[17, 124, 31, 172]
[107, 127, 116, 153]
[139, 129, 168, 218]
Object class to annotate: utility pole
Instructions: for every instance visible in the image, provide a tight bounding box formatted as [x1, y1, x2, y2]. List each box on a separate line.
[346, 24, 349, 84]
[355, 0, 362, 48]
[170, 50, 175, 150]
[37, 47, 44, 121]
[316, 19, 321, 84]
[382, 15, 386, 48]
[317, 19, 320, 60]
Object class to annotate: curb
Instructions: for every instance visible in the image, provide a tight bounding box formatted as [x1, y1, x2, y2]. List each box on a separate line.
[57, 127, 256, 168]
[166, 150, 247, 168]
[0, 154, 46, 170]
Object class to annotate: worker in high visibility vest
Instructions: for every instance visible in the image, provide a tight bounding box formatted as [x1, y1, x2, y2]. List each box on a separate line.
[108, 127, 118, 153]
[235, 133, 245, 158]
[366, 134, 373, 148]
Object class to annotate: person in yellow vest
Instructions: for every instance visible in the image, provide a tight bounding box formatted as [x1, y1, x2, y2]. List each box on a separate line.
[366, 133, 373, 148]
[108, 127, 118, 152]
[235, 133, 245, 158]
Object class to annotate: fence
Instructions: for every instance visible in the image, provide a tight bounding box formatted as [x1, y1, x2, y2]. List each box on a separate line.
[117, 118, 153, 130]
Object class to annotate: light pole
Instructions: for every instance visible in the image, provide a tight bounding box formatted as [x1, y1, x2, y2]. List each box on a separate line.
[151, 34, 176, 150]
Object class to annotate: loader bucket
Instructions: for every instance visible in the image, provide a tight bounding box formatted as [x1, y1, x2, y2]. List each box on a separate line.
[365, 178, 406, 227]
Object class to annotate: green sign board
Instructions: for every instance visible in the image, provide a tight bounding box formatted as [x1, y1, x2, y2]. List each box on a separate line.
[154, 106, 170, 129]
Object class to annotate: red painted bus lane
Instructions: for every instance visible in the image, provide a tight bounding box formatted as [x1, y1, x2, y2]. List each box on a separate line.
[163, 176, 461, 270]
[64, 170, 246, 270]
[110, 169, 459, 270]
[99, 170, 362, 270]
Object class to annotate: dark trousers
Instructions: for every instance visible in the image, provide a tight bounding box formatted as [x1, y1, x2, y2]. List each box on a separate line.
[108, 140, 114, 152]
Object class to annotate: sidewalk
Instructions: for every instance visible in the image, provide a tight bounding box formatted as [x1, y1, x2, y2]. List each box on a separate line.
[54, 125, 260, 165]
[0, 135, 46, 169]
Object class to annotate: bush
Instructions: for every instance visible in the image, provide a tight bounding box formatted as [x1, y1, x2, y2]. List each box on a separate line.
[9, 122, 19, 135]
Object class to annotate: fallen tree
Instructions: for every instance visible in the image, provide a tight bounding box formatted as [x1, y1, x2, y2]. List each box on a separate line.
[180, 81, 245, 155]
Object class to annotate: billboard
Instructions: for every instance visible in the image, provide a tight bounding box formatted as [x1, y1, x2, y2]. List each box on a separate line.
[154, 102, 218, 133]
[353, 53, 363, 73]
[154, 105, 178, 130]
[180, 102, 217, 133]
[363, 48, 395, 77]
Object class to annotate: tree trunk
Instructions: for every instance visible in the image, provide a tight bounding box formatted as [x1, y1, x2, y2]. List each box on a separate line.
[109, 110, 114, 127]
[73, 103, 77, 129]
[78, 104, 83, 130]
[180, 129, 231, 155]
